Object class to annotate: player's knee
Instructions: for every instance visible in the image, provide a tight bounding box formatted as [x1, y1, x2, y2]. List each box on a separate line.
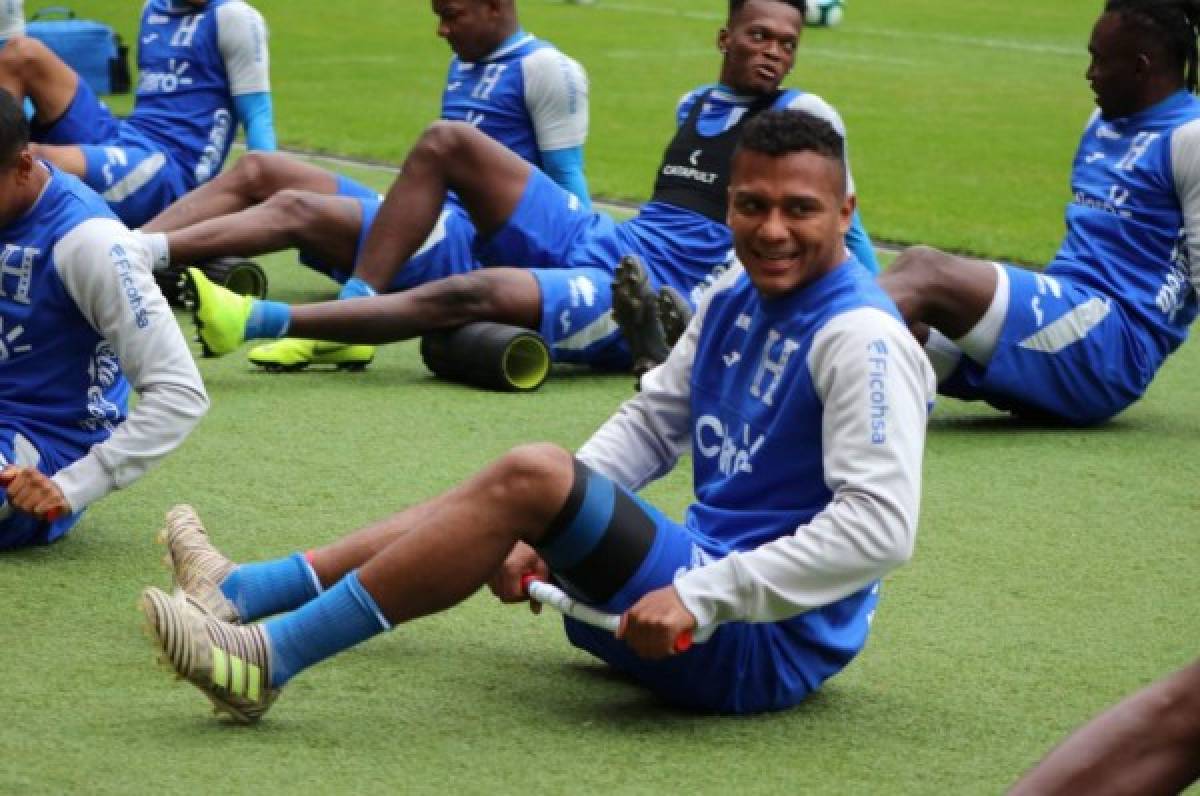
[887, 245, 952, 282]
[412, 120, 478, 169]
[268, 189, 321, 222]
[485, 444, 575, 518]
[0, 36, 52, 78]
[229, 152, 288, 201]
[258, 189, 321, 241]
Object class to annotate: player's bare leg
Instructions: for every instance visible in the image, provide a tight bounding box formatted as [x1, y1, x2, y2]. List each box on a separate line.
[143, 152, 345, 232]
[141, 444, 575, 722]
[353, 121, 532, 292]
[0, 35, 77, 124]
[878, 245, 999, 341]
[1009, 657, 1200, 795]
[281, 268, 543, 344]
[162, 190, 364, 270]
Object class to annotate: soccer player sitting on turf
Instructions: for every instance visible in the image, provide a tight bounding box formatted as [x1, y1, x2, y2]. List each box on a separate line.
[0, 0, 275, 229]
[0, 90, 208, 550]
[138, 0, 591, 371]
[879, 0, 1200, 426]
[186, 0, 881, 377]
[1008, 655, 1200, 795]
[139, 109, 935, 722]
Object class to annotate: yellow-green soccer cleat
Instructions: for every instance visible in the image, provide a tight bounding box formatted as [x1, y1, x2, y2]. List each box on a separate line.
[158, 504, 239, 623]
[188, 266, 252, 357]
[247, 338, 375, 372]
[141, 586, 278, 724]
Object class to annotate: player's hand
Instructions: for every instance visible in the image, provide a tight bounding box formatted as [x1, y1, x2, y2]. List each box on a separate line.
[488, 541, 549, 613]
[617, 585, 697, 660]
[0, 466, 70, 523]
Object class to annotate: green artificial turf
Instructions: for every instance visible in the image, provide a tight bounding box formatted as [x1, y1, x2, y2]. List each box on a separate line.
[4, 2, 1199, 794]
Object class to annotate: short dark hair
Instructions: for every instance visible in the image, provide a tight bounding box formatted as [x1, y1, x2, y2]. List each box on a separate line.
[728, 0, 806, 23]
[736, 109, 847, 193]
[738, 109, 845, 160]
[1105, 0, 1200, 93]
[0, 89, 28, 167]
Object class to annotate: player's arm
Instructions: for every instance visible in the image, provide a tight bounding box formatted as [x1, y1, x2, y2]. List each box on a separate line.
[576, 265, 736, 490]
[673, 310, 935, 628]
[785, 93, 880, 273]
[522, 49, 590, 207]
[217, 1, 275, 151]
[50, 220, 209, 512]
[1174, 119, 1200, 297]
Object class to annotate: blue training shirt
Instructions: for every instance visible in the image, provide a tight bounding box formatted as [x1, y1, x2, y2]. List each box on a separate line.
[0, 164, 207, 515]
[127, 0, 271, 189]
[0, 166, 129, 454]
[1047, 90, 1200, 373]
[441, 31, 589, 203]
[579, 261, 934, 709]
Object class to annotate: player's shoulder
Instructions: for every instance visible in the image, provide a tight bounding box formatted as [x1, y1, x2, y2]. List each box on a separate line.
[519, 38, 587, 76]
[778, 90, 846, 135]
[45, 168, 114, 222]
[214, 0, 266, 28]
[676, 84, 717, 112]
[57, 216, 138, 255]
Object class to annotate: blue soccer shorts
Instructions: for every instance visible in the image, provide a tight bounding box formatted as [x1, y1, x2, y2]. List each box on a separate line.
[32, 79, 189, 227]
[474, 167, 624, 273]
[940, 265, 1153, 425]
[530, 267, 629, 370]
[313, 178, 480, 292]
[0, 428, 83, 550]
[540, 459, 860, 714]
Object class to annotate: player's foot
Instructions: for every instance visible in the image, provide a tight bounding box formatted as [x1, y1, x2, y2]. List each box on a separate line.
[158, 505, 239, 623]
[611, 254, 669, 377]
[141, 587, 278, 724]
[188, 267, 251, 357]
[656, 286, 693, 349]
[247, 339, 375, 372]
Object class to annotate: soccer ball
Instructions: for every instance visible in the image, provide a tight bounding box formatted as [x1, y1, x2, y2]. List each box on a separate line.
[805, 0, 845, 27]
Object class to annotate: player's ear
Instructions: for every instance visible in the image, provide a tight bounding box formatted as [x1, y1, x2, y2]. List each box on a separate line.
[838, 191, 856, 235]
[717, 27, 730, 55]
[13, 148, 33, 182]
[1134, 51, 1151, 76]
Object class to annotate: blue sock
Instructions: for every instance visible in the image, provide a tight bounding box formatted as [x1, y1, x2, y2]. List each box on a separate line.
[244, 299, 291, 340]
[338, 277, 377, 300]
[220, 552, 320, 622]
[263, 570, 390, 687]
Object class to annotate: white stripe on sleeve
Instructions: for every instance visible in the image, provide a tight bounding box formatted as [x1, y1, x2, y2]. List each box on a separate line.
[521, 47, 589, 152]
[50, 219, 208, 511]
[216, 1, 270, 96]
[1172, 119, 1200, 295]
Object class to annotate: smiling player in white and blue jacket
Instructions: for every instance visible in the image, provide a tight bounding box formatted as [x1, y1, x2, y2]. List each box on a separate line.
[137, 110, 933, 722]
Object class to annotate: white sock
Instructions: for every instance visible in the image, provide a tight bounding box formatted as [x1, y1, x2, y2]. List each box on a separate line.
[923, 328, 963, 383]
[138, 232, 172, 273]
[953, 262, 1009, 366]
